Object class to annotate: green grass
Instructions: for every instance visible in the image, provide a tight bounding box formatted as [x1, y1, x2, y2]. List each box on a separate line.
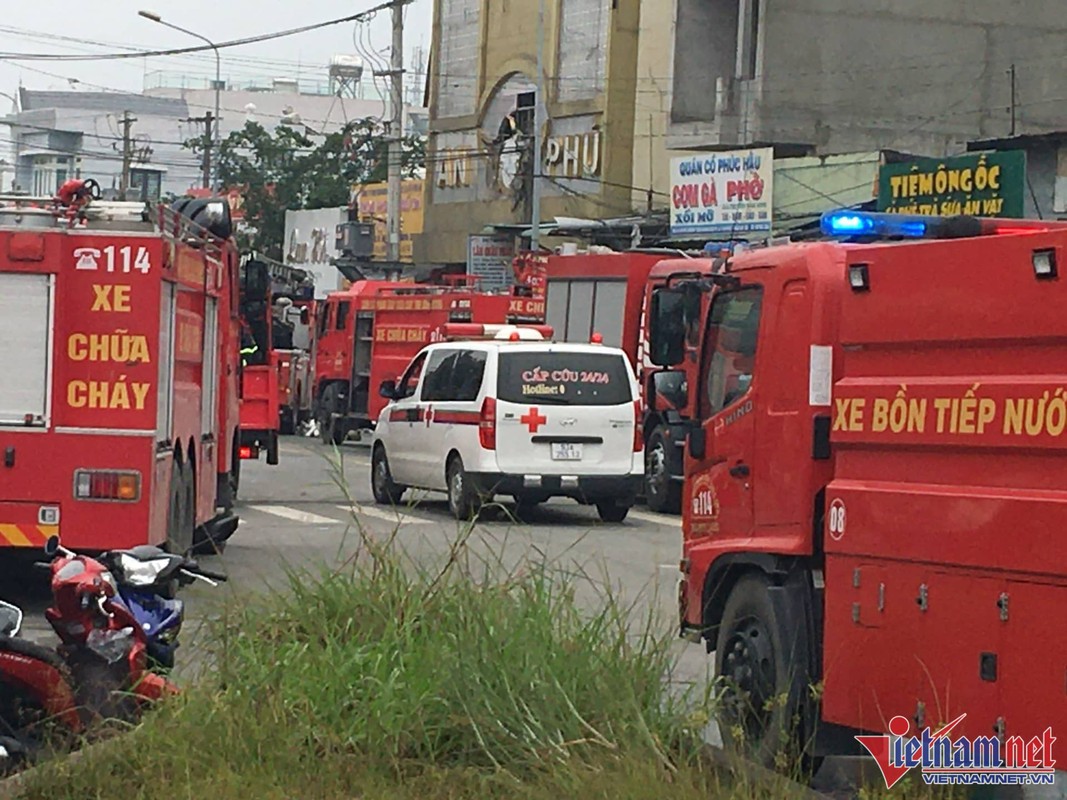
[12, 508, 971, 800]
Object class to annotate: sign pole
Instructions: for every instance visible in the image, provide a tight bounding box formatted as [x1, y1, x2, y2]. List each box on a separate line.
[530, 0, 545, 253]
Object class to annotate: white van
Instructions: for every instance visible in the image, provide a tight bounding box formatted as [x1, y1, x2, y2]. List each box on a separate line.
[370, 326, 643, 522]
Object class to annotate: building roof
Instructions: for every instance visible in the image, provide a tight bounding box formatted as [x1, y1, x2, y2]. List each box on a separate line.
[968, 131, 1067, 150]
[19, 89, 189, 118]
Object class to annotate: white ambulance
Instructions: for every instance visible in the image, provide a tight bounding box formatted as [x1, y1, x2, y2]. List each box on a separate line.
[371, 324, 643, 522]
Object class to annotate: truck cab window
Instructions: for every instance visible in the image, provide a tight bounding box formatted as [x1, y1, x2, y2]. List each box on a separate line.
[318, 304, 332, 337]
[700, 287, 762, 418]
[336, 301, 351, 331]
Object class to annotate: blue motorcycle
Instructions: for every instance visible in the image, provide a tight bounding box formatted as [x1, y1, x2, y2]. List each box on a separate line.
[99, 546, 227, 670]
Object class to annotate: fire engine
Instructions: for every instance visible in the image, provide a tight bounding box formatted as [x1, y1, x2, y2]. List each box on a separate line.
[313, 270, 546, 446]
[544, 251, 723, 512]
[237, 256, 283, 465]
[261, 259, 315, 434]
[0, 182, 241, 555]
[649, 210, 1067, 767]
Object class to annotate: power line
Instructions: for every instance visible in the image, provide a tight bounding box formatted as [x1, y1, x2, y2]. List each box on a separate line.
[0, 1, 416, 61]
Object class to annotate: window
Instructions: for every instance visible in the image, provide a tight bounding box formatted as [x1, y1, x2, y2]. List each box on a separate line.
[397, 352, 427, 399]
[700, 287, 762, 418]
[317, 303, 332, 337]
[451, 350, 487, 401]
[497, 351, 633, 406]
[420, 350, 457, 401]
[336, 300, 350, 331]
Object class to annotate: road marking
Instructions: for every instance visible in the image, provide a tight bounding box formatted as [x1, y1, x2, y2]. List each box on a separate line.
[627, 509, 682, 528]
[335, 505, 433, 526]
[247, 505, 342, 525]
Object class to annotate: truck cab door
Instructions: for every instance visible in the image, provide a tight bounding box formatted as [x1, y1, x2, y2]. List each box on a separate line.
[685, 285, 764, 538]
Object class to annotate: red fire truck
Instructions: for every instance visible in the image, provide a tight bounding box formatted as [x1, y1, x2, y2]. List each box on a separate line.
[237, 256, 281, 465]
[313, 271, 546, 445]
[544, 251, 723, 512]
[649, 210, 1067, 768]
[0, 186, 241, 555]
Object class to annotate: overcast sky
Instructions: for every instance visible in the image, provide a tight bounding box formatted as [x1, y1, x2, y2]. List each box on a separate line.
[0, 1, 433, 101]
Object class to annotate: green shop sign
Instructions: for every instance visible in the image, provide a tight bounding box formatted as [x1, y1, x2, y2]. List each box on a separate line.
[877, 151, 1026, 218]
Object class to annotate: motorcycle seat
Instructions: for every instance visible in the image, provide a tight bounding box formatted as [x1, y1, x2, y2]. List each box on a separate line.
[0, 635, 69, 675]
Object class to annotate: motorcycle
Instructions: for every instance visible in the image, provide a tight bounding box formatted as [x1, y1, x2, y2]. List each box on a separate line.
[0, 537, 227, 765]
[98, 544, 227, 670]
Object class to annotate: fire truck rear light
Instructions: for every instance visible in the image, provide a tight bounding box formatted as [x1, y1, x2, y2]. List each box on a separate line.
[848, 264, 870, 292]
[73, 470, 140, 502]
[479, 396, 497, 450]
[239, 445, 257, 459]
[1032, 249, 1057, 280]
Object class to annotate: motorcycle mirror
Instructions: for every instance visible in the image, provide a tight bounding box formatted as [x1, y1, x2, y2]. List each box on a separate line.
[43, 535, 60, 558]
[0, 601, 23, 637]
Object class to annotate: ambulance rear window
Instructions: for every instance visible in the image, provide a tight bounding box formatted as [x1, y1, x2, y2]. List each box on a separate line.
[497, 351, 632, 406]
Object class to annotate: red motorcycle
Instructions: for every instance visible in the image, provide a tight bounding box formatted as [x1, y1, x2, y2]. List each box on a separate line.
[0, 537, 186, 759]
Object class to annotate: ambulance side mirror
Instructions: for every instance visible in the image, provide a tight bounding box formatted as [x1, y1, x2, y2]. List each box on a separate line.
[648, 289, 687, 367]
[379, 380, 397, 400]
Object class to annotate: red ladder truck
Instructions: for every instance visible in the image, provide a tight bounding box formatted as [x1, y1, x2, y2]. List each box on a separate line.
[649, 210, 1067, 772]
[313, 272, 546, 446]
[544, 250, 725, 512]
[0, 184, 241, 555]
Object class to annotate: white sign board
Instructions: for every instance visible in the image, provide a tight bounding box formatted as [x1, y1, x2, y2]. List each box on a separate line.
[283, 207, 347, 298]
[467, 234, 515, 291]
[669, 147, 774, 236]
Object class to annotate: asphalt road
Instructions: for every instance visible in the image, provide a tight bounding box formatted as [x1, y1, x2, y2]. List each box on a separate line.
[4, 436, 1063, 798]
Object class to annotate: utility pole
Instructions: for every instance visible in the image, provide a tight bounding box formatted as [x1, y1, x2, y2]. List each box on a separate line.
[386, 0, 404, 266]
[1008, 63, 1017, 137]
[118, 110, 137, 200]
[185, 112, 215, 189]
[530, 0, 546, 253]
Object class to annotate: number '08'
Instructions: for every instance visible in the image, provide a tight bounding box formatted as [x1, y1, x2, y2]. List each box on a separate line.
[102, 245, 151, 274]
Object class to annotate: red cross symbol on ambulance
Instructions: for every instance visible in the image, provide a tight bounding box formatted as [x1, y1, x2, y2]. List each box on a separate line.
[520, 407, 547, 433]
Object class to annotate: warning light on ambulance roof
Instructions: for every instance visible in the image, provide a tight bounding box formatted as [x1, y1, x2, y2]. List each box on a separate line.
[820, 210, 928, 239]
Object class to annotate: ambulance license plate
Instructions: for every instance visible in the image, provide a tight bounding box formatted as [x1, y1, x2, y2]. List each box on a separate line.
[551, 443, 583, 461]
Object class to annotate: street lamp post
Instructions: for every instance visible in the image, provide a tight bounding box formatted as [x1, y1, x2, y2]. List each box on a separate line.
[138, 10, 221, 190]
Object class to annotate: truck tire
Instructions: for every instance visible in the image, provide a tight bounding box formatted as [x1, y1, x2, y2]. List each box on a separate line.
[267, 431, 280, 465]
[715, 573, 807, 770]
[644, 426, 681, 514]
[279, 406, 296, 435]
[165, 461, 193, 556]
[318, 385, 347, 446]
[229, 436, 241, 500]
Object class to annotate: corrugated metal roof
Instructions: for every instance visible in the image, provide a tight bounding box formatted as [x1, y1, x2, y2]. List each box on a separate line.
[19, 89, 189, 118]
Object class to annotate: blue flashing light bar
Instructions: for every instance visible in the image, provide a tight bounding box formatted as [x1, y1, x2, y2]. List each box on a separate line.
[821, 210, 931, 239]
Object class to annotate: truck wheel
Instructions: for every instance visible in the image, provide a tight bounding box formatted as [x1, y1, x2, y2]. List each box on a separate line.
[446, 456, 478, 520]
[715, 573, 806, 770]
[267, 431, 280, 465]
[371, 446, 405, 505]
[644, 427, 681, 513]
[279, 407, 296, 435]
[229, 437, 241, 500]
[165, 461, 193, 557]
[596, 502, 630, 523]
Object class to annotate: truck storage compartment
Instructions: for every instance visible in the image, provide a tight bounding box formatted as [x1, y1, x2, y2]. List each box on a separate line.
[0, 273, 51, 427]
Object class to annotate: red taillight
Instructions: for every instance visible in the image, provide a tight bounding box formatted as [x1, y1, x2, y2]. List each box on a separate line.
[239, 445, 257, 459]
[633, 399, 643, 452]
[479, 396, 497, 450]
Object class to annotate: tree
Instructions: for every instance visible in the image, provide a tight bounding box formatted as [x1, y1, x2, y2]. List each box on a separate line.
[187, 118, 424, 259]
